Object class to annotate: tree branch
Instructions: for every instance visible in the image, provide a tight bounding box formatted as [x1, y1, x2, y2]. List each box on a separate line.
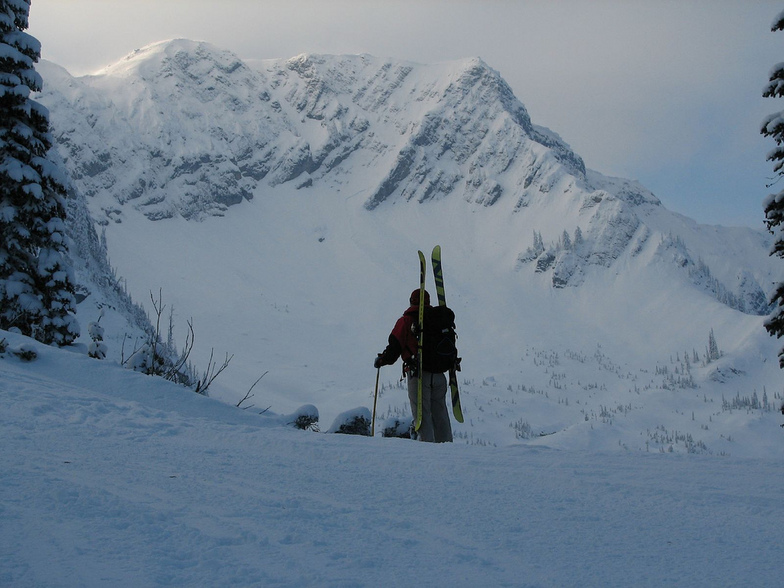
[237, 371, 269, 409]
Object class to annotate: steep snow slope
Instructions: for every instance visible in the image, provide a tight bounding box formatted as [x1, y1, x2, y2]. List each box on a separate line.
[33, 40, 784, 453]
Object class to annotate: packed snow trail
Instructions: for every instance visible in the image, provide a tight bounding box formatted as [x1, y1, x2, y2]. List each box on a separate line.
[0, 333, 782, 587]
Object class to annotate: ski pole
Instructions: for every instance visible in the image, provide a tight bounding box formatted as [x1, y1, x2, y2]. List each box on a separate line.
[371, 365, 380, 436]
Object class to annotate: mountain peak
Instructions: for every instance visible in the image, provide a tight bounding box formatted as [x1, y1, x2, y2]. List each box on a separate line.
[37, 42, 774, 317]
[95, 39, 246, 81]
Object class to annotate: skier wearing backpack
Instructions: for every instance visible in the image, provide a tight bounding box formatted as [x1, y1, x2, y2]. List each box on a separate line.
[374, 289, 453, 443]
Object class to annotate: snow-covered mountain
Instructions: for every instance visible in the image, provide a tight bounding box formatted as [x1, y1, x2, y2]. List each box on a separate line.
[39, 40, 773, 313]
[7, 38, 782, 586]
[33, 39, 783, 453]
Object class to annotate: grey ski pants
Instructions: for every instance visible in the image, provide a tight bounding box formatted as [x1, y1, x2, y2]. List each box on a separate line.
[407, 370, 453, 443]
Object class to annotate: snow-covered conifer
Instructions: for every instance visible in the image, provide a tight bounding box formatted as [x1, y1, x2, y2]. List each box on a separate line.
[87, 311, 107, 359]
[561, 230, 572, 250]
[762, 8, 784, 366]
[0, 0, 78, 345]
[573, 226, 584, 250]
[533, 230, 544, 254]
[708, 329, 720, 362]
[0, 0, 79, 345]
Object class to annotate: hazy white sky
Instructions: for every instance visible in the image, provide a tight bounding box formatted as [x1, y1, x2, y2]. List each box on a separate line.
[27, 0, 783, 228]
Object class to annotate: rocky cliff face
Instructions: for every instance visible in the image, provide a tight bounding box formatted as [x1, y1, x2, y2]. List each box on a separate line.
[37, 39, 773, 315]
[37, 41, 592, 220]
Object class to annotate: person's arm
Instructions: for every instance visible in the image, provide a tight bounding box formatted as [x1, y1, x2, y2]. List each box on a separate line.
[375, 334, 402, 367]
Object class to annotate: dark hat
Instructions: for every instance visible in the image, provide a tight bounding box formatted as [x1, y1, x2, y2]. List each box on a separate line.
[410, 289, 430, 306]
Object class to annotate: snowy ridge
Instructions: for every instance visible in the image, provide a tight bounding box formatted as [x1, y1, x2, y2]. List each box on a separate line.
[36, 40, 773, 314]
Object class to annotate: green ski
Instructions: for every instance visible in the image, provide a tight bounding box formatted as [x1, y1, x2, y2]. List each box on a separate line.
[431, 245, 464, 423]
[415, 250, 426, 432]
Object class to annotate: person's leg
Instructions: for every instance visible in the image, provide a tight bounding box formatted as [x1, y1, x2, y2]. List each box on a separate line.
[430, 372, 453, 442]
[408, 375, 434, 442]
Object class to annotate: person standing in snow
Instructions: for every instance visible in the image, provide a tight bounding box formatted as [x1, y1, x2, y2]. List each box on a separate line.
[374, 289, 453, 443]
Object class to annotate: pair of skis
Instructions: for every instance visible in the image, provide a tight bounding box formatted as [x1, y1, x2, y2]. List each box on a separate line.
[414, 245, 464, 432]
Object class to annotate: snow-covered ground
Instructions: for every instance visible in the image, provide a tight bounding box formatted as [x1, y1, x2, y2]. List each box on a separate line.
[1, 330, 783, 587]
[8, 40, 784, 586]
[37, 41, 783, 458]
[89, 182, 784, 459]
[32, 40, 782, 459]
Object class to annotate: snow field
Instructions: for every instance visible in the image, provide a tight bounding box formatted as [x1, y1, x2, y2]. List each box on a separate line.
[6, 35, 782, 588]
[93, 184, 784, 457]
[36, 41, 783, 458]
[1, 331, 782, 587]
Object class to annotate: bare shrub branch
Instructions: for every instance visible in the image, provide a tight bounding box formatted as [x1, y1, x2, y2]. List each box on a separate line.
[237, 371, 268, 409]
[195, 349, 233, 396]
[163, 318, 195, 382]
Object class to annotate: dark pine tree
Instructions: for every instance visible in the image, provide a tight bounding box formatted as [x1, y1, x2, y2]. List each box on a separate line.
[0, 0, 78, 345]
[762, 9, 784, 367]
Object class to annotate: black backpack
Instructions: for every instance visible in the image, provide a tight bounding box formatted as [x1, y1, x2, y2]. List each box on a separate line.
[420, 305, 458, 373]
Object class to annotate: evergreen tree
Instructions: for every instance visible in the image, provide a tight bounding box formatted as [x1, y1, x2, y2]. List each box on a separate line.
[0, 0, 78, 345]
[533, 230, 544, 255]
[573, 226, 583, 247]
[561, 230, 572, 250]
[708, 329, 720, 362]
[762, 9, 784, 367]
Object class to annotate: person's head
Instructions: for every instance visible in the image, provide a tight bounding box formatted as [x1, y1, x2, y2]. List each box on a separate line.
[409, 289, 430, 306]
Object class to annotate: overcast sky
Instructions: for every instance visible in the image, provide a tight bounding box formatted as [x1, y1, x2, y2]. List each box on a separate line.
[27, 0, 783, 228]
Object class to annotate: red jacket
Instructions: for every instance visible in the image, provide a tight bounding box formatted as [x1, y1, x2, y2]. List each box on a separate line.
[378, 306, 422, 367]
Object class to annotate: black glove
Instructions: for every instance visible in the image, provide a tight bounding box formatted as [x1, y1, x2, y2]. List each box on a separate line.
[374, 355, 383, 369]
